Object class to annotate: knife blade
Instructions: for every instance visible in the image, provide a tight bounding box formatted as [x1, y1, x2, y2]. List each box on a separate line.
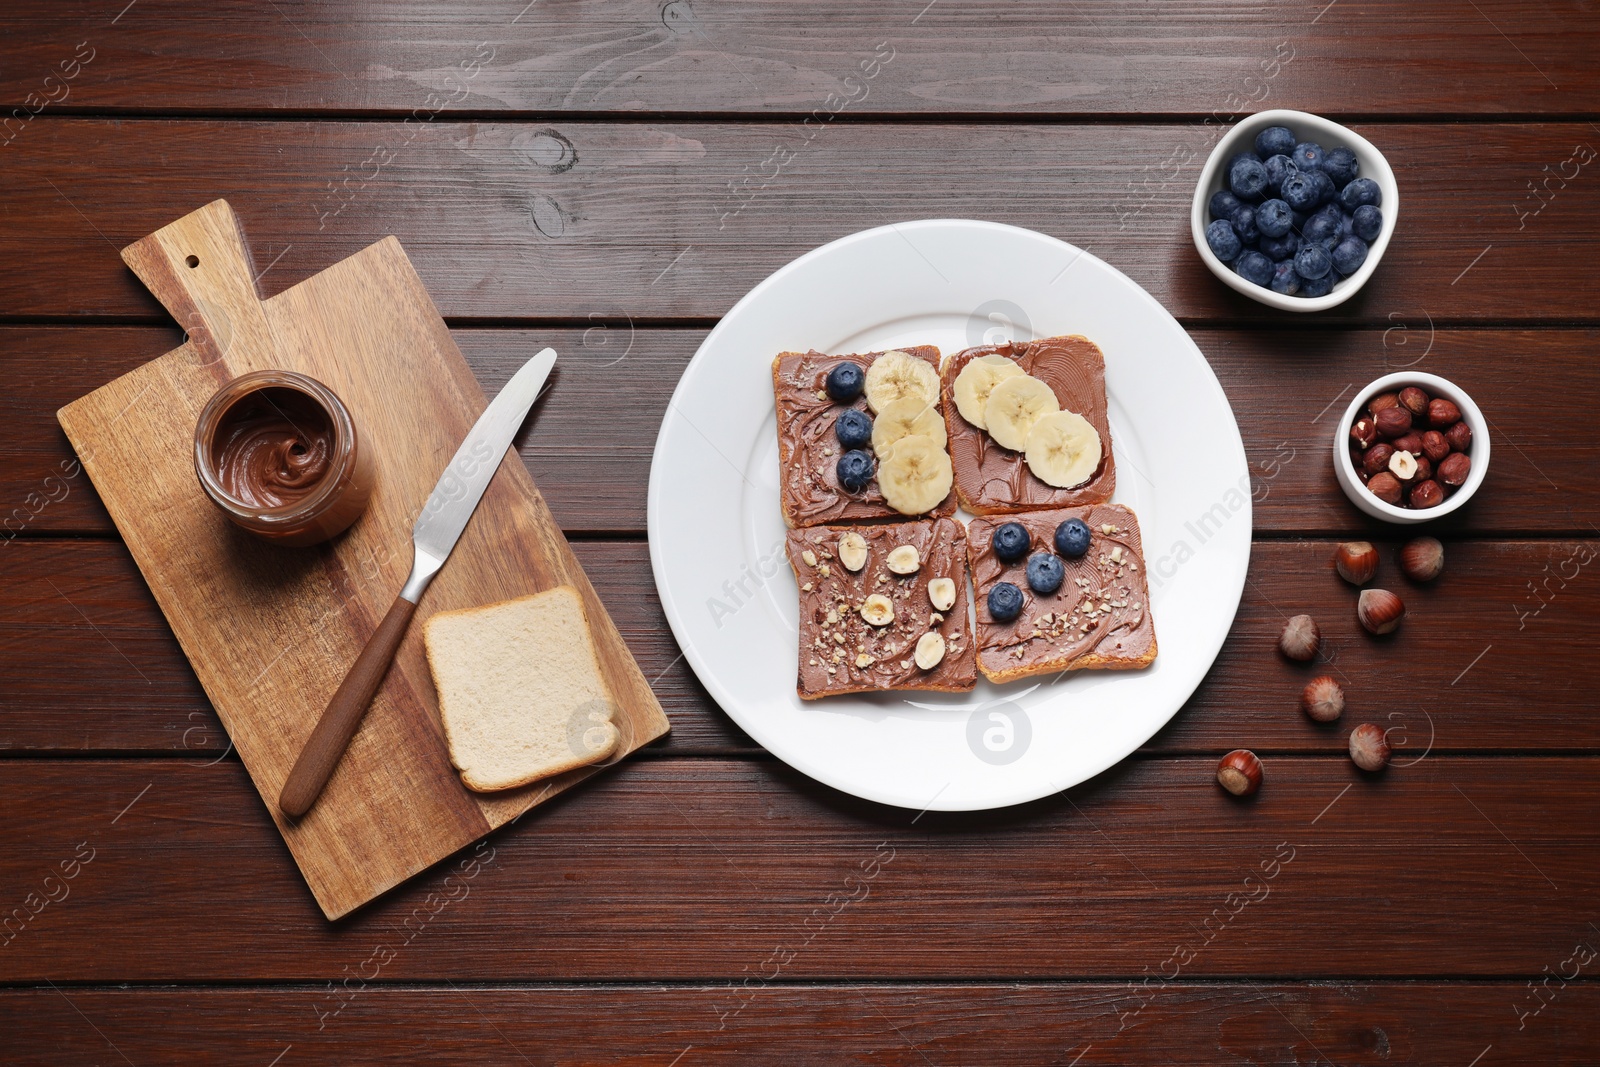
[279, 347, 557, 819]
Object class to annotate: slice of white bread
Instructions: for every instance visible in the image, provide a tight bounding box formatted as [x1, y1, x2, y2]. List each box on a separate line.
[423, 585, 621, 792]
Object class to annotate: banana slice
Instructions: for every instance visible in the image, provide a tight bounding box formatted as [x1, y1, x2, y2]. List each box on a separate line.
[875, 433, 953, 515]
[871, 397, 946, 456]
[951, 354, 1025, 429]
[1024, 410, 1103, 489]
[863, 350, 939, 414]
[984, 374, 1059, 451]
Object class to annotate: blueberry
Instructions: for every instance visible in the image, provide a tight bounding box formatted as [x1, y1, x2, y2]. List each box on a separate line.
[1352, 204, 1383, 242]
[1254, 198, 1293, 239]
[1298, 271, 1336, 298]
[987, 581, 1025, 623]
[1255, 125, 1297, 160]
[1294, 243, 1333, 281]
[1302, 205, 1342, 244]
[1336, 210, 1356, 237]
[1228, 156, 1269, 201]
[1205, 219, 1242, 262]
[1258, 229, 1301, 262]
[1270, 260, 1301, 295]
[1330, 235, 1369, 275]
[1262, 154, 1297, 195]
[836, 449, 874, 492]
[1025, 552, 1065, 595]
[1209, 189, 1242, 221]
[825, 362, 864, 402]
[1291, 141, 1325, 172]
[1339, 177, 1382, 210]
[1323, 146, 1359, 188]
[1308, 168, 1337, 207]
[1235, 250, 1274, 287]
[1279, 172, 1320, 213]
[1053, 517, 1091, 557]
[1228, 204, 1260, 245]
[833, 408, 872, 450]
[991, 521, 1030, 563]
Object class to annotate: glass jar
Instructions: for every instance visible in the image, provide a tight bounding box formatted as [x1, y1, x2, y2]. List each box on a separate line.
[193, 370, 375, 547]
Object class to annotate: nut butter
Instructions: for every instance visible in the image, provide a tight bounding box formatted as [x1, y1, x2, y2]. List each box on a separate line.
[194, 370, 374, 547]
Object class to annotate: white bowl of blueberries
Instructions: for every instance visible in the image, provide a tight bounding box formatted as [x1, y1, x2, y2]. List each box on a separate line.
[1191, 109, 1398, 312]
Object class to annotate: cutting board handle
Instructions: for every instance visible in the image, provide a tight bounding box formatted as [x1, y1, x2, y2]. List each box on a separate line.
[121, 199, 276, 368]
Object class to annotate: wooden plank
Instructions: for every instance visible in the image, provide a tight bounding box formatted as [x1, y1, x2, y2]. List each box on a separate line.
[2, 120, 1597, 323]
[5, 326, 1597, 536]
[6, 982, 1596, 1065]
[1, 756, 1596, 980]
[3, 537, 1596, 754]
[1, 1, 1595, 116]
[55, 201, 668, 918]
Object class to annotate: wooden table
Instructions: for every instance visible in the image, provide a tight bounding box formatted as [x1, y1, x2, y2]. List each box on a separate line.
[4, 3, 1598, 1062]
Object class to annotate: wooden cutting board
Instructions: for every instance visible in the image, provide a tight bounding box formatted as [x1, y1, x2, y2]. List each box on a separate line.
[57, 200, 670, 920]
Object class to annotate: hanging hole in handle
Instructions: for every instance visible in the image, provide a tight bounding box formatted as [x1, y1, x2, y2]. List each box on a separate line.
[185, 254, 200, 268]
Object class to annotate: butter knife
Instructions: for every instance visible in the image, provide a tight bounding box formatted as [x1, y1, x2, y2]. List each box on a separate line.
[279, 348, 558, 818]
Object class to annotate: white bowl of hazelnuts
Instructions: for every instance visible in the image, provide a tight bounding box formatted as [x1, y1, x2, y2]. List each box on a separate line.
[1334, 371, 1489, 523]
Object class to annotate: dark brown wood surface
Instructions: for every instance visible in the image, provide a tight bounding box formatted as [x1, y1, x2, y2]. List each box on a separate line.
[3, 2, 1598, 1062]
[2, 121, 1600, 325]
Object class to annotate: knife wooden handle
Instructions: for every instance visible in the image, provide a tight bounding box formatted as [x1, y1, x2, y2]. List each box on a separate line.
[279, 594, 418, 819]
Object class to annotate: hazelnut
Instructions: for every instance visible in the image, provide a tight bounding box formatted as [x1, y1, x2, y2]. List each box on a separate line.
[1412, 455, 1433, 483]
[1278, 614, 1321, 661]
[1409, 479, 1445, 509]
[1391, 431, 1425, 456]
[1374, 406, 1413, 438]
[1388, 450, 1418, 482]
[1428, 398, 1462, 427]
[1348, 723, 1392, 772]
[886, 544, 921, 574]
[860, 594, 895, 627]
[1399, 536, 1444, 582]
[1367, 472, 1403, 504]
[1217, 749, 1263, 796]
[1301, 675, 1345, 722]
[1369, 392, 1400, 413]
[1445, 420, 1473, 452]
[837, 532, 869, 573]
[1362, 443, 1396, 475]
[913, 631, 946, 670]
[1334, 541, 1378, 585]
[1399, 386, 1430, 416]
[1357, 588, 1405, 635]
[1437, 452, 1471, 487]
[1350, 417, 1378, 450]
[1422, 430, 1450, 463]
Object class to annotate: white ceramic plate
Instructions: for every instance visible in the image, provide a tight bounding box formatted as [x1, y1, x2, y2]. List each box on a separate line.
[647, 220, 1250, 811]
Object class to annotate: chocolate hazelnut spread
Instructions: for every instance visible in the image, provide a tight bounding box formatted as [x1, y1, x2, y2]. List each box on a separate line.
[214, 387, 335, 508]
[786, 518, 976, 697]
[774, 346, 956, 527]
[942, 336, 1116, 514]
[194, 370, 375, 547]
[967, 504, 1155, 681]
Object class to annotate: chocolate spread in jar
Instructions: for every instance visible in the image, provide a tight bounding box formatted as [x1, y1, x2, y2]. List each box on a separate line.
[942, 336, 1117, 514]
[213, 387, 336, 509]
